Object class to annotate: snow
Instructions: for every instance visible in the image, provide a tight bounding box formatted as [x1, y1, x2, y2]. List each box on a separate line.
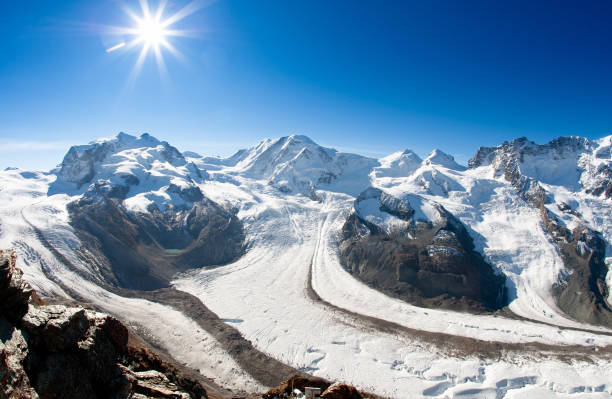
[203, 134, 378, 196]
[424, 149, 466, 171]
[51, 132, 205, 213]
[2, 133, 612, 398]
[0, 167, 265, 394]
[353, 191, 411, 235]
[174, 182, 612, 398]
[373, 149, 422, 178]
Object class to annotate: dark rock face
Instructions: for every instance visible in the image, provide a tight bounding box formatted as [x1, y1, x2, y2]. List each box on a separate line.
[0, 250, 33, 322]
[550, 223, 612, 327]
[0, 251, 207, 399]
[468, 137, 612, 327]
[584, 163, 612, 198]
[67, 195, 245, 290]
[339, 189, 507, 312]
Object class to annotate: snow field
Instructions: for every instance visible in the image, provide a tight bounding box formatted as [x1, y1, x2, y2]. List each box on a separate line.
[0, 169, 265, 393]
[176, 180, 612, 398]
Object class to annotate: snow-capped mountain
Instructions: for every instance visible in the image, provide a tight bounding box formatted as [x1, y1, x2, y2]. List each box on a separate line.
[470, 135, 612, 198]
[40, 132, 244, 290]
[424, 148, 466, 170]
[371, 149, 422, 178]
[53, 132, 206, 212]
[192, 134, 378, 196]
[1, 132, 612, 398]
[466, 135, 612, 326]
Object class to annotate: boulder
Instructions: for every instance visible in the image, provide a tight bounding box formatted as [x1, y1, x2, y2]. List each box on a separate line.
[322, 382, 363, 399]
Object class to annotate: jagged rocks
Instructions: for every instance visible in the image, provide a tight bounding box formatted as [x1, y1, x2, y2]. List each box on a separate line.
[0, 251, 33, 322]
[468, 137, 612, 327]
[0, 251, 207, 399]
[339, 189, 507, 312]
[469, 135, 611, 200]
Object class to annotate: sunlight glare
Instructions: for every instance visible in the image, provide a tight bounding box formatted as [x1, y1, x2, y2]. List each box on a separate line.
[136, 16, 167, 46]
[106, 0, 206, 81]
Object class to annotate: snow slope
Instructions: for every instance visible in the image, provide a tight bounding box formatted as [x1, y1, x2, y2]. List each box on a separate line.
[1, 133, 612, 398]
[469, 135, 612, 306]
[190, 134, 378, 196]
[0, 164, 264, 394]
[175, 172, 612, 398]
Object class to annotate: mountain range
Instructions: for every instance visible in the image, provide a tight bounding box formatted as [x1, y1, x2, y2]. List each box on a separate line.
[1, 132, 611, 398]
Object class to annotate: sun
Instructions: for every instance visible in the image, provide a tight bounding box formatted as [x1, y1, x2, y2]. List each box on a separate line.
[106, 0, 203, 80]
[136, 15, 168, 46]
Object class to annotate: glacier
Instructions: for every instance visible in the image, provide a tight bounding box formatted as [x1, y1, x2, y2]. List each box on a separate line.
[1, 132, 612, 398]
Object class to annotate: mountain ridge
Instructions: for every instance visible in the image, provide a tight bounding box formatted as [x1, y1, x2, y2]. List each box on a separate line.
[1, 131, 612, 398]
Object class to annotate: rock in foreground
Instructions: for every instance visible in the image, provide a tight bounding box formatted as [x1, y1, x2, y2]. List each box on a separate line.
[0, 249, 207, 399]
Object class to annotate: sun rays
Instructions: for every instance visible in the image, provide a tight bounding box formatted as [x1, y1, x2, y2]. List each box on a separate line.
[106, 0, 205, 81]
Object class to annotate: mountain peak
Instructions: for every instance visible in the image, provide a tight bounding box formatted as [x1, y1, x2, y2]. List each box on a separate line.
[373, 149, 422, 178]
[285, 134, 317, 144]
[467, 135, 611, 194]
[51, 133, 206, 211]
[93, 131, 163, 148]
[424, 149, 465, 170]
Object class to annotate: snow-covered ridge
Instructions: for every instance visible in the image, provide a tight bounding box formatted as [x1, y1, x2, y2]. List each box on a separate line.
[191, 134, 378, 196]
[52, 132, 206, 212]
[2, 131, 612, 398]
[372, 149, 422, 178]
[424, 148, 465, 170]
[469, 135, 612, 196]
[353, 187, 442, 235]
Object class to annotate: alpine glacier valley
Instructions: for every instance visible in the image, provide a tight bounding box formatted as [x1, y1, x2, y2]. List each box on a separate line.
[1, 132, 612, 398]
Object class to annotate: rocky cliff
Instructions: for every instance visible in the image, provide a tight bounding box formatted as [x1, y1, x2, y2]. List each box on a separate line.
[339, 188, 507, 312]
[0, 250, 208, 399]
[469, 136, 612, 326]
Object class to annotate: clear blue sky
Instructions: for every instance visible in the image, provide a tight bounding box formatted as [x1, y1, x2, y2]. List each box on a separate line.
[1, 0, 611, 170]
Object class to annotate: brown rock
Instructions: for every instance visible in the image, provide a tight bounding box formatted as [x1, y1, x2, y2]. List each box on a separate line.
[262, 374, 331, 399]
[0, 250, 33, 322]
[0, 249, 208, 399]
[321, 382, 363, 399]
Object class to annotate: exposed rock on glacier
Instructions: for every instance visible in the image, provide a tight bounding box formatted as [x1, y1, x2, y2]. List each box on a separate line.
[339, 188, 507, 312]
[68, 195, 245, 290]
[469, 135, 612, 326]
[47, 133, 246, 290]
[469, 135, 612, 199]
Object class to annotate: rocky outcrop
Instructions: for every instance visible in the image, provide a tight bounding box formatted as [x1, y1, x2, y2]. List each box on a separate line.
[321, 382, 364, 399]
[339, 189, 507, 312]
[261, 375, 378, 399]
[67, 195, 245, 290]
[550, 223, 612, 327]
[0, 250, 207, 399]
[0, 251, 33, 322]
[468, 137, 612, 327]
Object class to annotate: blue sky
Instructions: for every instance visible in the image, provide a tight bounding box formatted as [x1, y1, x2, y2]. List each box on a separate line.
[1, 0, 611, 170]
